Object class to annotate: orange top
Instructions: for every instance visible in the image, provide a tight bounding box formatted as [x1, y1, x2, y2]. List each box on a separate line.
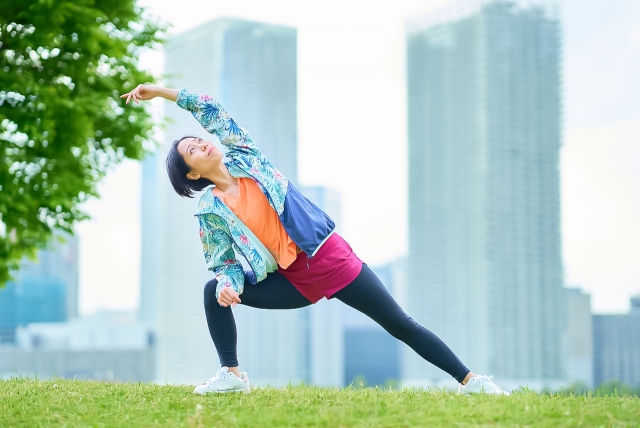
[213, 178, 300, 269]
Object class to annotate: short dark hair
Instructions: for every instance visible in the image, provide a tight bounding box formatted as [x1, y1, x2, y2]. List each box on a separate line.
[165, 135, 214, 198]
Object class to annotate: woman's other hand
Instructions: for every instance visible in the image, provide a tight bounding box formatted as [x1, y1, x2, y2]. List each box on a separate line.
[120, 84, 159, 104]
[218, 287, 242, 308]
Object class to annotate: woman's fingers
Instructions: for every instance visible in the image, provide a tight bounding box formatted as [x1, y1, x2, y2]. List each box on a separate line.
[128, 89, 138, 104]
[119, 85, 141, 105]
[231, 294, 241, 308]
[217, 289, 241, 308]
[218, 290, 232, 306]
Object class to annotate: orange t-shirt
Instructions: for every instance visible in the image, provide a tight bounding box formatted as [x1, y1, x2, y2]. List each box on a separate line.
[213, 178, 300, 269]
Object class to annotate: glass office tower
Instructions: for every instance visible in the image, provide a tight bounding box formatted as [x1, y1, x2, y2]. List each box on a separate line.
[0, 234, 78, 343]
[405, 0, 565, 388]
[593, 297, 640, 389]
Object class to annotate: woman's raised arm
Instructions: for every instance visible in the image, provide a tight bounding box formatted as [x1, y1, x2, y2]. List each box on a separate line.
[175, 89, 262, 157]
[121, 84, 261, 157]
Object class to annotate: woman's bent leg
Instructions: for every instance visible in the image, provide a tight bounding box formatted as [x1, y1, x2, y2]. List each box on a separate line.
[203, 272, 312, 367]
[331, 265, 470, 383]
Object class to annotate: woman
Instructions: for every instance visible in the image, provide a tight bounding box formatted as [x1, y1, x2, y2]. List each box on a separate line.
[121, 84, 510, 396]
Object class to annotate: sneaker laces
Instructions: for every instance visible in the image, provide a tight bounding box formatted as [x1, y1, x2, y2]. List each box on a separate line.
[201, 367, 227, 386]
[475, 375, 504, 393]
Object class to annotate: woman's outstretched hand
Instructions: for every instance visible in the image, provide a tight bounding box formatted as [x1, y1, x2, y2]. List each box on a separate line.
[120, 85, 178, 104]
[120, 85, 158, 104]
[218, 287, 242, 308]
[120, 84, 157, 104]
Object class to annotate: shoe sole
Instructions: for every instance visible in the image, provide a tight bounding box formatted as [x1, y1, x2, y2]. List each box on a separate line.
[194, 388, 251, 395]
[460, 392, 510, 396]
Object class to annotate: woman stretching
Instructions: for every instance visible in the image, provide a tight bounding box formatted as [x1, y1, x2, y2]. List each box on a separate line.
[121, 84, 510, 396]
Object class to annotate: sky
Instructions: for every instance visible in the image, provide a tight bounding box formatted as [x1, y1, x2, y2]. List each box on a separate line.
[76, 0, 640, 315]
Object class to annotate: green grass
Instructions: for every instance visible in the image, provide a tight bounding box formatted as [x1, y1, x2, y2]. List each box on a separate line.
[1, 378, 639, 427]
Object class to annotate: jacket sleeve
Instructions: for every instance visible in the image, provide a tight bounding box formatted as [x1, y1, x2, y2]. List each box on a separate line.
[198, 213, 245, 298]
[176, 89, 261, 158]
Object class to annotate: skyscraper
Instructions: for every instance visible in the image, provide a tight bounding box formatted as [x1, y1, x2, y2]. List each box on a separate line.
[405, 0, 565, 389]
[0, 233, 79, 343]
[593, 297, 640, 389]
[144, 18, 307, 384]
[565, 288, 593, 388]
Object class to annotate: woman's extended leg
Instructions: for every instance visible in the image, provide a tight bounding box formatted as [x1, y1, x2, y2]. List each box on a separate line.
[203, 272, 312, 368]
[331, 264, 470, 383]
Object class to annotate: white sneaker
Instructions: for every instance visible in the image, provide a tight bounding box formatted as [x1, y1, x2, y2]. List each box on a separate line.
[193, 367, 250, 394]
[458, 375, 510, 396]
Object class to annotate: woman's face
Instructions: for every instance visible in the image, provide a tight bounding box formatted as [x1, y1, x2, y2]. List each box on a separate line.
[177, 136, 223, 179]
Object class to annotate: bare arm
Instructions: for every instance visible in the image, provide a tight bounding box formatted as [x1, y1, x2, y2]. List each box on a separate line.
[121, 85, 262, 158]
[120, 84, 178, 103]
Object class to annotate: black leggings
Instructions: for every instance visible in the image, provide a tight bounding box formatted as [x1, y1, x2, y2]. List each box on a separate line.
[203, 264, 470, 383]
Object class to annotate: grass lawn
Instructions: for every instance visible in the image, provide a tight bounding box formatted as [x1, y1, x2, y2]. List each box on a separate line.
[1, 378, 639, 427]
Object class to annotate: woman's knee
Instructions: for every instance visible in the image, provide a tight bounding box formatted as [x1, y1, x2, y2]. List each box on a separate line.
[203, 279, 218, 306]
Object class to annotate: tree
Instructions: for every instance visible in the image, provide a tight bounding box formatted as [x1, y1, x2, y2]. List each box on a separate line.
[0, 0, 165, 286]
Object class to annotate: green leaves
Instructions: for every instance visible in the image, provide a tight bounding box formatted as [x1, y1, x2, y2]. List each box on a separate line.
[0, 0, 166, 285]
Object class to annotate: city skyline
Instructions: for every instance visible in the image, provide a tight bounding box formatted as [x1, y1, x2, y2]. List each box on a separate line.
[74, 0, 640, 316]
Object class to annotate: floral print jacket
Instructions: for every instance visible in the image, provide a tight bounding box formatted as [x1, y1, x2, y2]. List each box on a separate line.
[176, 89, 335, 299]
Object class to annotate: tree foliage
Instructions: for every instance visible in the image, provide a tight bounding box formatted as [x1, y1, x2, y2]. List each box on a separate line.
[0, 0, 165, 285]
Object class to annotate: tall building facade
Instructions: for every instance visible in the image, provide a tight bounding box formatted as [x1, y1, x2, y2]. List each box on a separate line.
[593, 297, 640, 389]
[0, 234, 78, 343]
[405, 0, 565, 389]
[139, 151, 160, 328]
[143, 18, 339, 385]
[565, 288, 593, 388]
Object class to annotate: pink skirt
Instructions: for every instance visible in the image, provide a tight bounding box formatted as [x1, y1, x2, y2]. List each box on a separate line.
[278, 233, 362, 303]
